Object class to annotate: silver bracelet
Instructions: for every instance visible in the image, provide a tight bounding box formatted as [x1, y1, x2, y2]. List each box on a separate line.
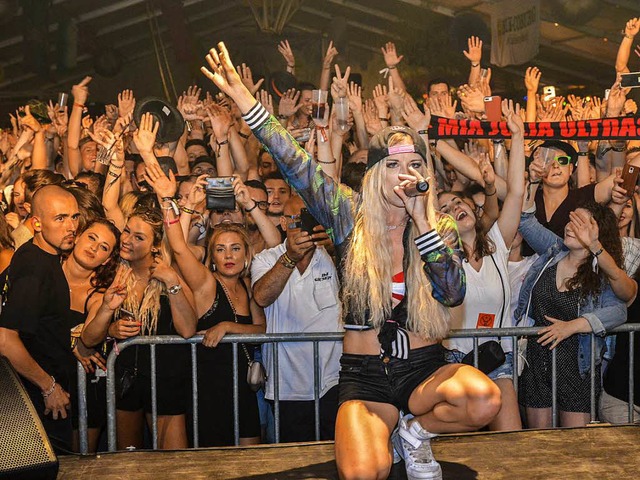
[42, 376, 56, 398]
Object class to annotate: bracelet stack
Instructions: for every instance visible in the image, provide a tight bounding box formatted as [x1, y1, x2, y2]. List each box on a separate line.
[279, 252, 297, 269]
[42, 377, 56, 398]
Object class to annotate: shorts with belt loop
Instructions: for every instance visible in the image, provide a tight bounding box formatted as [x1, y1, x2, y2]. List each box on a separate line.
[338, 344, 448, 414]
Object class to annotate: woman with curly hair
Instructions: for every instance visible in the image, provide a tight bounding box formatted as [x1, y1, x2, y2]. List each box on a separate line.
[201, 42, 502, 480]
[82, 206, 196, 450]
[517, 194, 634, 428]
[63, 218, 120, 452]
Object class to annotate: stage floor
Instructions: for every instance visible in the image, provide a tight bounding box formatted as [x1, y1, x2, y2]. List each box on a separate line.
[58, 424, 640, 479]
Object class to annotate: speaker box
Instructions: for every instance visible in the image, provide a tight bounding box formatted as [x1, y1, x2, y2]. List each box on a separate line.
[0, 357, 58, 479]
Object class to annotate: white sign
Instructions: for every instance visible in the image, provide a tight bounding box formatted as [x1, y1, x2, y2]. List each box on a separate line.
[490, 0, 540, 67]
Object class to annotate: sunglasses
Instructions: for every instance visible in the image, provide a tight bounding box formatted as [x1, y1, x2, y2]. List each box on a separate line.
[553, 155, 572, 166]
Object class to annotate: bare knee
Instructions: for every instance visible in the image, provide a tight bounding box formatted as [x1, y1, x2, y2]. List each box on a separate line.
[338, 457, 391, 480]
[465, 377, 502, 428]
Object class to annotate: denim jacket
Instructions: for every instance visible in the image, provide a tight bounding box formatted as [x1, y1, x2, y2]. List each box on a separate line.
[242, 102, 466, 328]
[515, 211, 627, 376]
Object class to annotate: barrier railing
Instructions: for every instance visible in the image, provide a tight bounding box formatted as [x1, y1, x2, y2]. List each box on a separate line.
[75, 325, 639, 454]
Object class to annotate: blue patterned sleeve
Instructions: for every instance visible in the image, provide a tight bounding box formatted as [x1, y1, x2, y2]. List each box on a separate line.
[414, 213, 466, 307]
[243, 102, 355, 247]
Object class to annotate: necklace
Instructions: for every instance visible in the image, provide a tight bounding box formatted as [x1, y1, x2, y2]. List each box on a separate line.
[216, 274, 241, 303]
[386, 220, 408, 231]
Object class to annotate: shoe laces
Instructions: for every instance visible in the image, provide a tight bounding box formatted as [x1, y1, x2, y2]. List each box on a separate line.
[399, 425, 436, 464]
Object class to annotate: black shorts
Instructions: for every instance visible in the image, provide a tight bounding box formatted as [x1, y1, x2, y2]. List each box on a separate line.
[116, 373, 189, 416]
[338, 344, 448, 414]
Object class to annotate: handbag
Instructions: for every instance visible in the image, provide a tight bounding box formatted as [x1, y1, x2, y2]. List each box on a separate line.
[116, 346, 138, 399]
[217, 279, 267, 392]
[244, 347, 267, 392]
[461, 340, 506, 374]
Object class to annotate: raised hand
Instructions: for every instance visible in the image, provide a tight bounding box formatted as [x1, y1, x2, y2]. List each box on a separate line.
[278, 88, 301, 118]
[387, 76, 405, 113]
[150, 257, 180, 286]
[463, 36, 482, 65]
[568, 209, 600, 252]
[232, 176, 253, 210]
[186, 175, 208, 207]
[323, 40, 339, 69]
[373, 84, 389, 118]
[346, 81, 362, 114]
[331, 64, 351, 99]
[145, 161, 177, 200]
[237, 63, 264, 95]
[277, 39, 295, 67]
[118, 89, 136, 118]
[524, 66, 541, 93]
[206, 103, 234, 141]
[20, 105, 42, 133]
[363, 99, 383, 136]
[201, 42, 247, 99]
[132, 112, 159, 154]
[401, 95, 430, 132]
[72, 76, 92, 106]
[381, 41, 404, 68]
[257, 89, 274, 116]
[625, 17, 640, 38]
[105, 104, 119, 124]
[478, 152, 495, 186]
[502, 99, 524, 136]
[457, 84, 485, 113]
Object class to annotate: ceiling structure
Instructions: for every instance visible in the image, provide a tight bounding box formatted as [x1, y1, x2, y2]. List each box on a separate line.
[0, 0, 638, 114]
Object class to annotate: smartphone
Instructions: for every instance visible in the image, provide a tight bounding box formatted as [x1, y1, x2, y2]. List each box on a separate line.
[300, 208, 320, 234]
[604, 89, 611, 100]
[120, 308, 135, 320]
[620, 72, 640, 88]
[543, 86, 556, 101]
[483, 96, 502, 122]
[621, 163, 639, 194]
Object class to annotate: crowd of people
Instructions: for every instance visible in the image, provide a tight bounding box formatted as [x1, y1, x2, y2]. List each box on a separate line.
[1, 15, 640, 480]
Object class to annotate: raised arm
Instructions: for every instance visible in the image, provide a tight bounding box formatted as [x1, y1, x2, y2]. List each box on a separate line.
[68, 76, 92, 177]
[524, 67, 541, 123]
[616, 18, 639, 73]
[320, 41, 339, 92]
[497, 100, 526, 249]
[381, 42, 407, 93]
[464, 36, 483, 87]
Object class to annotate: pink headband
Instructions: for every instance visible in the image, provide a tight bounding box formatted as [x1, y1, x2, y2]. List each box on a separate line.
[387, 144, 418, 155]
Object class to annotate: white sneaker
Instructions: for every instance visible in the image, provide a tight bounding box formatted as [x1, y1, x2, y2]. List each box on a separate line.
[394, 414, 442, 480]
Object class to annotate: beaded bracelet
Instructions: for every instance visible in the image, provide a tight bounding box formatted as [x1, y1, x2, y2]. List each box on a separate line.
[181, 206, 197, 215]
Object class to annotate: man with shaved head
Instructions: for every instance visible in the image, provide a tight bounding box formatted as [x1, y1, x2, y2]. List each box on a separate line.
[0, 185, 80, 452]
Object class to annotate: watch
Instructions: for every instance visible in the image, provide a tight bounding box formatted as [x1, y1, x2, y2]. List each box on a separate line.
[167, 284, 182, 295]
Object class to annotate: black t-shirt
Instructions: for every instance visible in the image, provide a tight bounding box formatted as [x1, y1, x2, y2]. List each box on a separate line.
[0, 241, 75, 387]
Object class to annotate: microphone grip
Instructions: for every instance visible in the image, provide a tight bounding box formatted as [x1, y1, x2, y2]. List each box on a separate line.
[404, 180, 429, 197]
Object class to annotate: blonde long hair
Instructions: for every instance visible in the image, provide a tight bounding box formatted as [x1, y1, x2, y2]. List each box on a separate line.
[342, 133, 452, 341]
[120, 208, 168, 335]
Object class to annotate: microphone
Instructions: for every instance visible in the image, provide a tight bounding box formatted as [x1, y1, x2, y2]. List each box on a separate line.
[403, 180, 429, 197]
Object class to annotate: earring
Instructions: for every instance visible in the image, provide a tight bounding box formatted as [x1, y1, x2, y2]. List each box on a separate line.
[211, 263, 217, 272]
[34, 222, 41, 228]
[244, 260, 248, 270]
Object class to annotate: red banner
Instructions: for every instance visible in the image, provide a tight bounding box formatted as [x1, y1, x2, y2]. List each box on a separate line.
[430, 115, 640, 140]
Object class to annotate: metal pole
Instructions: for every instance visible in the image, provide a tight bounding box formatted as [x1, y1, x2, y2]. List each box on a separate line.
[274, 341, 280, 443]
[150, 344, 158, 450]
[191, 343, 199, 448]
[512, 336, 518, 395]
[590, 334, 596, 422]
[551, 347, 557, 428]
[473, 336, 479, 368]
[313, 341, 320, 441]
[76, 362, 88, 454]
[629, 332, 635, 423]
[233, 342, 240, 446]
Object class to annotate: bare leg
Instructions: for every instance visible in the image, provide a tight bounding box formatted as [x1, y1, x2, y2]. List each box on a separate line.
[488, 379, 522, 431]
[526, 407, 552, 429]
[408, 364, 501, 433]
[559, 411, 590, 427]
[72, 427, 102, 453]
[117, 409, 145, 450]
[335, 400, 399, 480]
[146, 413, 188, 450]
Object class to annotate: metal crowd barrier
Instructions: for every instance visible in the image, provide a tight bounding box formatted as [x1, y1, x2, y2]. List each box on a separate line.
[75, 325, 640, 454]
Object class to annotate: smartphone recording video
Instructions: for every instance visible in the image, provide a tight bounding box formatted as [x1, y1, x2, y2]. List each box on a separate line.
[205, 176, 235, 211]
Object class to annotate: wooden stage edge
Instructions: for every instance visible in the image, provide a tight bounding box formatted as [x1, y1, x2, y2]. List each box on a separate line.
[58, 424, 640, 479]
